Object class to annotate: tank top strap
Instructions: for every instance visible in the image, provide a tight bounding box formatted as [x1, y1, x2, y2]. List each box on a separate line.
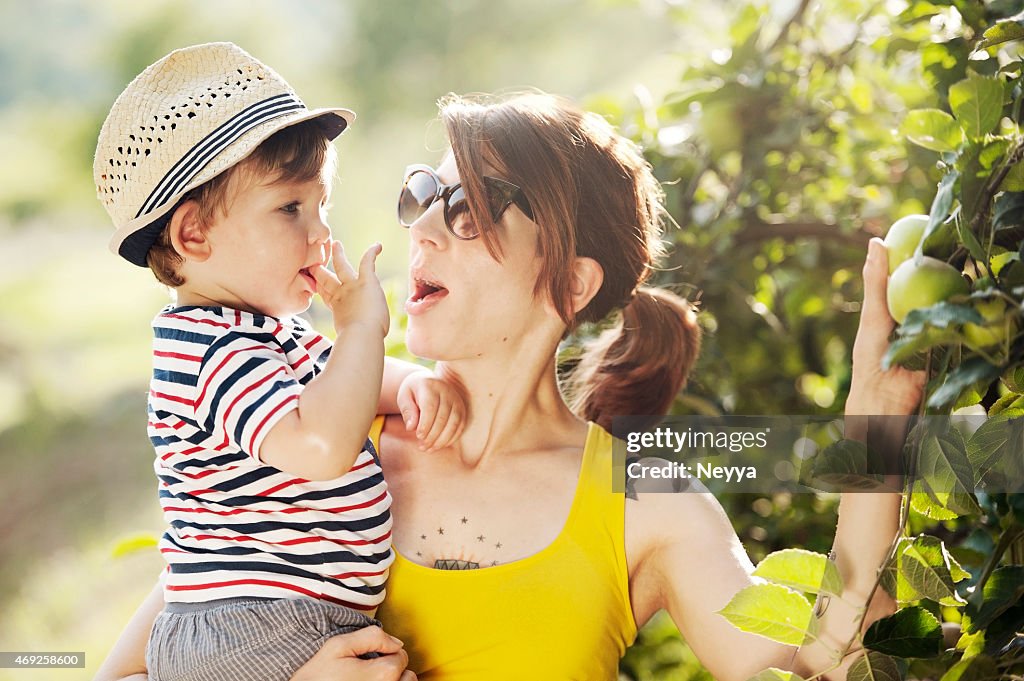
[562, 423, 629, 578]
[369, 415, 386, 452]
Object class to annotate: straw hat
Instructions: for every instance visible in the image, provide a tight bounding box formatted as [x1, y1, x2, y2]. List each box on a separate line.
[95, 42, 355, 266]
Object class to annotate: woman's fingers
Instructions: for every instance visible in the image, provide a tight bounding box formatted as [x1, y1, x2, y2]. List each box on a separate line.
[852, 238, 896, 370]
[289, 627, 410, 681]
[362, 648, 411, 681]
[322, 626, 404, 658]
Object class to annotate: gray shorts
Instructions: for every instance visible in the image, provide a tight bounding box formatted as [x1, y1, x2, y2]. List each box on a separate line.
[146, 597, 380, 681]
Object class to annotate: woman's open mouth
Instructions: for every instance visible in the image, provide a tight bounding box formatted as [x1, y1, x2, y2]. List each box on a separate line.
[406, 277, 449, 315]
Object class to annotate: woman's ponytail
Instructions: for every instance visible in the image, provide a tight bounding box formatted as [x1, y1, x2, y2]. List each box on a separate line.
[567, 287, 701, 433]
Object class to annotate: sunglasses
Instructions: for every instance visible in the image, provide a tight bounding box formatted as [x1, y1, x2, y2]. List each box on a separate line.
[397, 164, 534, 240]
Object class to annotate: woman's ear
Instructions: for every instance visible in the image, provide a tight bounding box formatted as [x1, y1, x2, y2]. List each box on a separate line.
[569, 256, 603, 314]
[168, 200, 212, 263]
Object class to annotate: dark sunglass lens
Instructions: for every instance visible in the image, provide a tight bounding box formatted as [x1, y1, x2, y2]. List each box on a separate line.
[445, 187, 477, 239]
[399, 172, 439, 225]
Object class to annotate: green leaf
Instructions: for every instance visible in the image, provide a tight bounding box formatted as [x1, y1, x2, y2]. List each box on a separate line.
[881, 539, 923, 603]
[110, 533, 159, 558]
[949, 74, 1005, 139]
[899, 302, 982, 335]
[979, 138, 1010, 169]
[952, 385, 982, 410]
[939, 655, 998, 681]
[976, 12, 1024, 51]
[863, 606, 943, 658]
[965, 566, 1024, 632]
[752, 549, 844, 597]
[848, 651, 903, 681]
[1002, 158, 1024, 192]
[899, 1, 943, 23]
[883, 328, 956, 370]
[807, 438, 884, 489]
[900, 535, 969, 606]
[927, 357, 1001, 409]
[960, 147, 988, 231]
[917, 431, 982, 516]
[994, 192, 1024, 231]
[718, 583, 817, 646]
[746, 668, 806, 681]
[956, 217, 987, 262]
[923, 171, 958, 246]
[982, 603, 1024, 655]
[910, 485, 961, 521]
[901, 109, 964, 152]
[967, 410, 1024, 488]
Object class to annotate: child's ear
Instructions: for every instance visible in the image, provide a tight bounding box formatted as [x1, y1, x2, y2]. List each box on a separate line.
[168, 200, 212, 263]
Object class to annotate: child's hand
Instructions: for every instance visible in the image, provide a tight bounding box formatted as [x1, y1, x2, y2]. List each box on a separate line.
[396, 373, 466, 452]
[313, 240, 390, 338]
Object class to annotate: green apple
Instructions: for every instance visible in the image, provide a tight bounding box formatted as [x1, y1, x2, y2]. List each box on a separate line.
[963, 298, 1017, 349]
[883, 214, 957, 274]
[887, 257, 969, 324]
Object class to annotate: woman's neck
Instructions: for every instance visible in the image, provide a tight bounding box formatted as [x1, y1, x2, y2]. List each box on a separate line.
[434, 348, 586, 467]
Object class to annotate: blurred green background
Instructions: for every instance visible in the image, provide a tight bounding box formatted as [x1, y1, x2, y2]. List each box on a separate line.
[0, 0, 970, 679]
[0, 1, 696, 678]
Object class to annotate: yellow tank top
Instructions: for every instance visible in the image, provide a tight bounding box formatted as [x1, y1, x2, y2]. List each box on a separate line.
[371, 418, 637, 680]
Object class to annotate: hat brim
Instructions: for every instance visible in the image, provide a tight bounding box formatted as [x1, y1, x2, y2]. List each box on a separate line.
[112, 106, 354, 267]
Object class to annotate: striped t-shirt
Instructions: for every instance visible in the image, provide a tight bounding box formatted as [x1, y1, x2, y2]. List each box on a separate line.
[149, 305, 393, 610]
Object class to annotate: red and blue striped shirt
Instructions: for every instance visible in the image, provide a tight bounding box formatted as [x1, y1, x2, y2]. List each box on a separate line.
[149, 306, 392, 610]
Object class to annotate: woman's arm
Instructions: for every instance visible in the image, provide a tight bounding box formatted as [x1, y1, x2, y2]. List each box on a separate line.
[93, 581, 163, 681]
[93, 580, 416, 681]
[627, 239, 925, 680]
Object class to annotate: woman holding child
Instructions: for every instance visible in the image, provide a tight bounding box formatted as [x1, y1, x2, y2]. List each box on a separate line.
[97, 43, 924, 681]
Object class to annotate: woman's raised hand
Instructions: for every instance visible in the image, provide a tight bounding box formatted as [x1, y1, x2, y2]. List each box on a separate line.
[847, 237, 927, 416]
[289, 626, 416, 681]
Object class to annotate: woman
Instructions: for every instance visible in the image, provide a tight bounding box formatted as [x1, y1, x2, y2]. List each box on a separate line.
[96, 92, 924, 681]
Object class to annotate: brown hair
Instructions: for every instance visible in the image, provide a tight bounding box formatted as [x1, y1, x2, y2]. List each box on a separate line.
[440, 92, 702, 431]
[146, 119, 338, 287]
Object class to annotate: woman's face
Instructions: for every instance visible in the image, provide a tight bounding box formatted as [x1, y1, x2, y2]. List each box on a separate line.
[403, 154, 550, 362]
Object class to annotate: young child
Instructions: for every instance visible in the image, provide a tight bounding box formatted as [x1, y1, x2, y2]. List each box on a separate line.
[94, 42, 461, 680]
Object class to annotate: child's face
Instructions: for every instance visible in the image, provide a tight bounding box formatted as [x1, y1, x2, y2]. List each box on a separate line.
[200, 171, 333, 318]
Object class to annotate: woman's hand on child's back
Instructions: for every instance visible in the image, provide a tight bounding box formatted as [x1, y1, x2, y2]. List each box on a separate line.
[397, 372, 467, 452]
[313, 240, 390, 339]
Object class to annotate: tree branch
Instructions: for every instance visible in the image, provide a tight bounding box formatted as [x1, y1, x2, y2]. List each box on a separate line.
[767, 0, 815, 53]
[970, 139, 1024, 234]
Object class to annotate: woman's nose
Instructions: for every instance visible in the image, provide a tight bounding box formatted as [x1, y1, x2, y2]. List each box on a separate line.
[407, 202, 448, 249]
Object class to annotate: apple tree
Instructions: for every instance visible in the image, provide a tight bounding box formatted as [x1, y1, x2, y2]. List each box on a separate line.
[606, 2, 1024, 680]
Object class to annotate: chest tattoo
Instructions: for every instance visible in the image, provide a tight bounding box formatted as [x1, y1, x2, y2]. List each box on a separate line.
[434, 559, 480, 570]
[415, 516, 505, 569]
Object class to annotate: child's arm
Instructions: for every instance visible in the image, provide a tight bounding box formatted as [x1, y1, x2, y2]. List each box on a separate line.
[259, 241, 388, 480]
[379, 357, 428, 415]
